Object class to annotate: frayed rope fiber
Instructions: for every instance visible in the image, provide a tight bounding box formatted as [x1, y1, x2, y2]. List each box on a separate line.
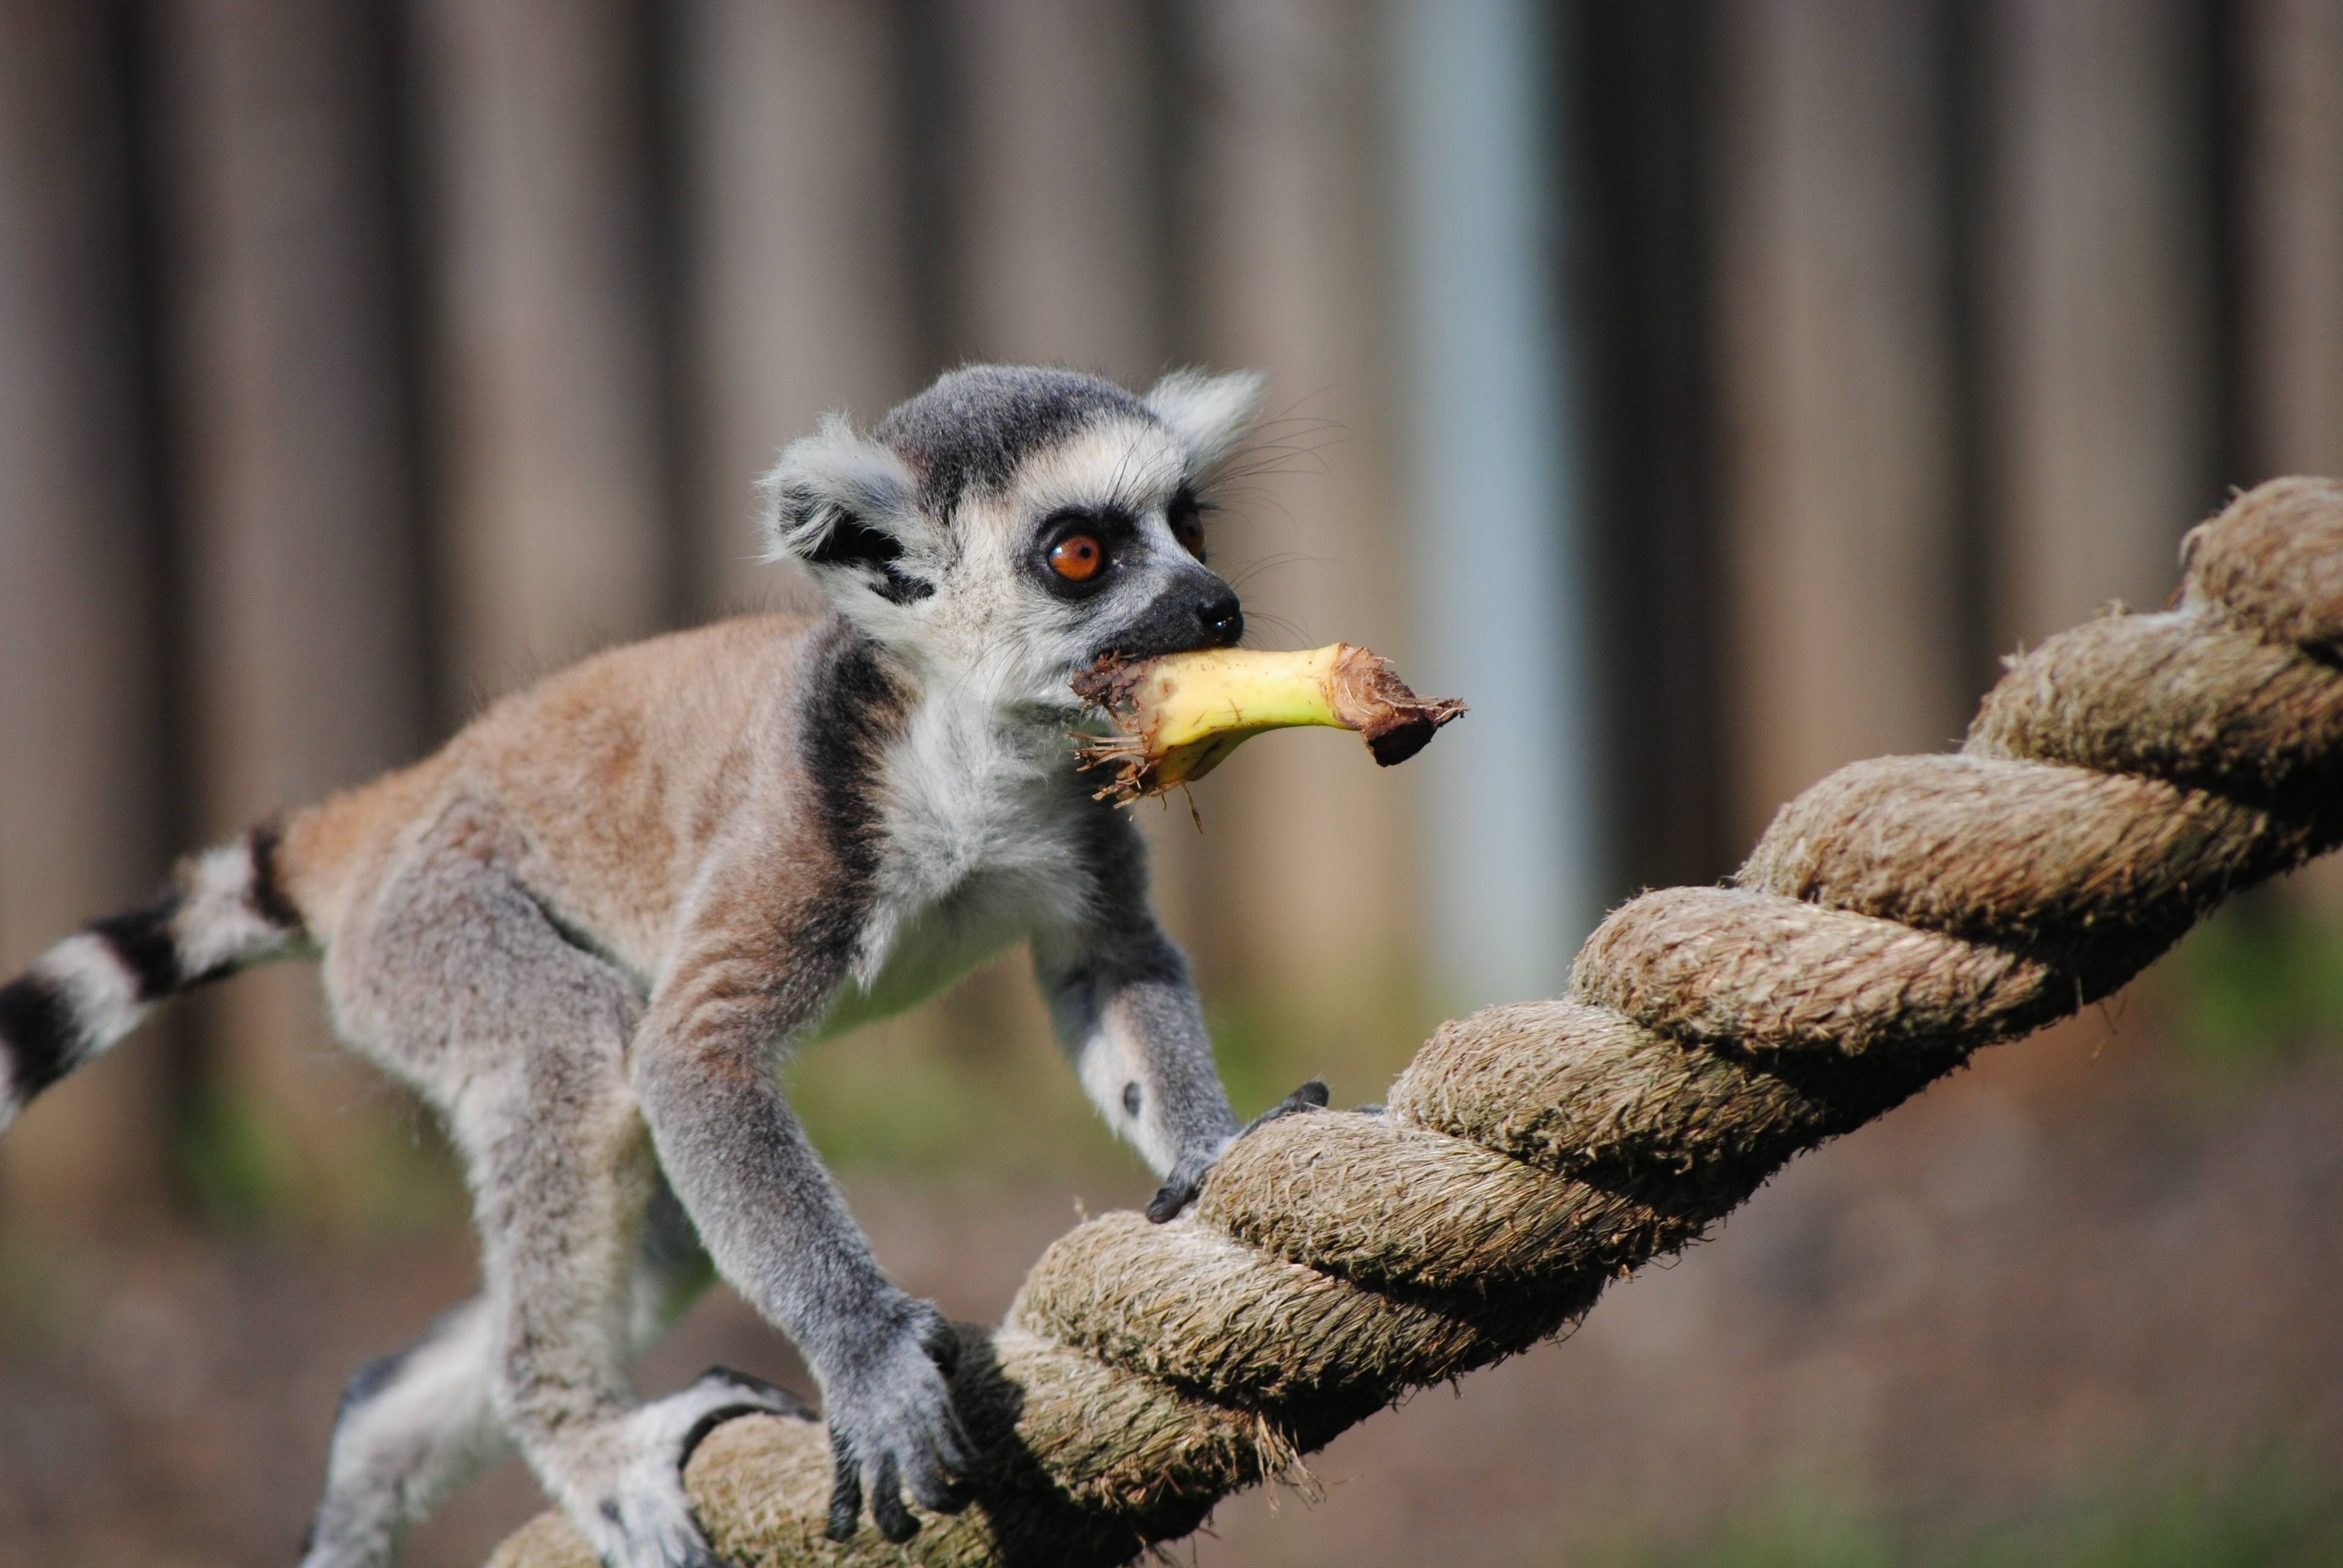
[493, 478, 2343, 1568]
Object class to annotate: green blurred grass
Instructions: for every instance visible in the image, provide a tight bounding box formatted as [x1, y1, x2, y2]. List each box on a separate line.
[1616, 1459, 2343, 1567]
[175, 1082, 468, 1236]
[174, 875, 2343, 1232]
[153, 944, 1435, 1236]
[2154, 893, 2343, 1080]
[156, 884, 2343, 1233]
[787, 954, 1434, 1180]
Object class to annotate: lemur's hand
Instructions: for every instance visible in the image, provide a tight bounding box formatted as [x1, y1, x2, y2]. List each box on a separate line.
[1145, 1078, 1329, 1223]
[822, 1296, 971, 1544]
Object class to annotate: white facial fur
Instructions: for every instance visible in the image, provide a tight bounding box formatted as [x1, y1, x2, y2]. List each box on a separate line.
[759, 368, 1263, 714]
[936, 415, 1199, 702]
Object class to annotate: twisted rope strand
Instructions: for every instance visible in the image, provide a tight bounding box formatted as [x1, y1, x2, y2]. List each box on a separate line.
[494, 478, 2343, 1568]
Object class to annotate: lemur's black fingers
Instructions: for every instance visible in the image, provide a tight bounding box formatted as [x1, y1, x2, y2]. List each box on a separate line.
[914, 1375, 975, 1512]
[677, 1366, 817, 1466]
[870, 1454, 919, 1543]
[911, 1332, 975, 1512]
[920, 1316, 963, 1377]
[825, 1433, 862, 1541]
[929, 1392, 974, 1481]
[907, 1451, 972, 1515]
[1147, 1083, 1328, 1224]
[1242, 1077, 1329, 1137]
[693, 1365, 814, 1417]
[1145, 1174, 1200, 1223]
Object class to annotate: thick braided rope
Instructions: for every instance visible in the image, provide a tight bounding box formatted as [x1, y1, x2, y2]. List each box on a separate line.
[494, 479, 2343, 1568]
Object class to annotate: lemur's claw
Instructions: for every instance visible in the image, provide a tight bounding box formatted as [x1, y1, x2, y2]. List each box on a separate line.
[870, 1455, 917, 1543]
[1144, 1176, 1199, 1223]
[824, 1435, 862, 1543]
[677, 1366, 816, 1466]
[1145, 1079, 1329, 1223]
[1244, 1077, 1329, 1136]
[821, 1301, 972, 1543]
[568, 1367, 817, 1566]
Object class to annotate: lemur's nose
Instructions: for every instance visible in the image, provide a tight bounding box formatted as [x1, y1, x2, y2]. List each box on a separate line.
[1196, 589, 1244, 647]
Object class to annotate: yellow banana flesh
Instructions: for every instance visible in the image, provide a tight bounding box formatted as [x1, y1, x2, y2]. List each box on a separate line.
[1070, 644, 1466, 804]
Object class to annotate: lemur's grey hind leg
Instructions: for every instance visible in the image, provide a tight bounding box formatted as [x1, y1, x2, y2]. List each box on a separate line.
[298, 1183, 750, 1568]
[319, 805, 804, 1568]
[300, 1296, 503, 1568]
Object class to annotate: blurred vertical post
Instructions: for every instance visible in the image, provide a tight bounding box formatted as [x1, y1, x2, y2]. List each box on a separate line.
[1179, 2, 1418, 1054]
[1712, 0, 1969, 848]
[410, 0, 677, 700]
[1388, 0, 1593, 1005]
[2240, 0, 2343, 908]
[0, 0, 178, 1226]
[926, 0, 1168, 384]
[154, 0, 431, 1217]
[1981, 0, 2220, 647]
[897, 0, 1189, 1062]
[1568, 4, 1735, 898]
[2240, 0, 2343, 479]
[673, 0, 922, 619]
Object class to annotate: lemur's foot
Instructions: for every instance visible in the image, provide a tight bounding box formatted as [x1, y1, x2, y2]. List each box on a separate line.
[822, 1300, 973, 1544]
[578, 1370, 815, 1567]
[1145, 1078, 1329, 1223]
[672, 1366, 818, 1462]
[1245, 1077, 1332, 1134]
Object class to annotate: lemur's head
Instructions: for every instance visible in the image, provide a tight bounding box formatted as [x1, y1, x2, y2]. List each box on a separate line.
[759, 364, 1262, 707]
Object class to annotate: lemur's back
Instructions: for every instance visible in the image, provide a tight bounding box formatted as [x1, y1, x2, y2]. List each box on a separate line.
[281, 612, 824, 972]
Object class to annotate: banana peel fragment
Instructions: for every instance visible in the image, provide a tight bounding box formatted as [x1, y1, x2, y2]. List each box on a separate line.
[1070, 644, 1467, 805]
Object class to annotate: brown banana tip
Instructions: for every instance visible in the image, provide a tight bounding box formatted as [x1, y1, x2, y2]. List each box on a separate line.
[1361, 699, 1468, 766]
[1326, 645, 1467, 766]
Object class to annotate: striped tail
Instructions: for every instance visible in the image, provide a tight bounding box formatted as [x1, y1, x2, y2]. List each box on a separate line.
[0, 824, 309, 1130]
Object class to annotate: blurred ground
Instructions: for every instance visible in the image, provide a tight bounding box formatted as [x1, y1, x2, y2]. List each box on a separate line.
[6, 901, 2343, 1568]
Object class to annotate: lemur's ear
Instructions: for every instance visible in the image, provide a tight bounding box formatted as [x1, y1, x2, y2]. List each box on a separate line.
[758, 415, 936, 606]
[1145, 369, 1265, 473]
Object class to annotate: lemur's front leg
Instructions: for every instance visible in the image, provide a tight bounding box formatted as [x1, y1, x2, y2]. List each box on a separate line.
[632, 907, 969, 1546]
[1035, 902, 1258, 1222]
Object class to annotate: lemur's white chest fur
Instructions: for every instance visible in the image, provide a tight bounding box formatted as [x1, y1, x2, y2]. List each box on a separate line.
[816, 682, 1097, 1039]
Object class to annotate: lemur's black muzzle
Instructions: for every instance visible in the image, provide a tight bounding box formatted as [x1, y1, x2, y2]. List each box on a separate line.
[1100, 572, 1245, 662]
[1194, 585, 1243, 646]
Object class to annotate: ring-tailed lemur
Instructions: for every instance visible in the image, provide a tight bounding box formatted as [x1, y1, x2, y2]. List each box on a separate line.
[0, 365, 1326, 1566]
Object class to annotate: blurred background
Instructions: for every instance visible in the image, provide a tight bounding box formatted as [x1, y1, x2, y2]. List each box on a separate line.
[6, 1, 2343, 1563]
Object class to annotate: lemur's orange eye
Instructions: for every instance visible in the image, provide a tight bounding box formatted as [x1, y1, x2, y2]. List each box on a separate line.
[1049, 534, 1104, 581]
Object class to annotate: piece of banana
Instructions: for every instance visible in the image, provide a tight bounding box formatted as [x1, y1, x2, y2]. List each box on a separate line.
[1070, 643, 1466, 804]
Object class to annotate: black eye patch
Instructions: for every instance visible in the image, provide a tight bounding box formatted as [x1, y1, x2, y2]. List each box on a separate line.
[1167, 483, 1207, 562]
[810, 512, 932, 604]
[1032, 506, 1141, 598]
